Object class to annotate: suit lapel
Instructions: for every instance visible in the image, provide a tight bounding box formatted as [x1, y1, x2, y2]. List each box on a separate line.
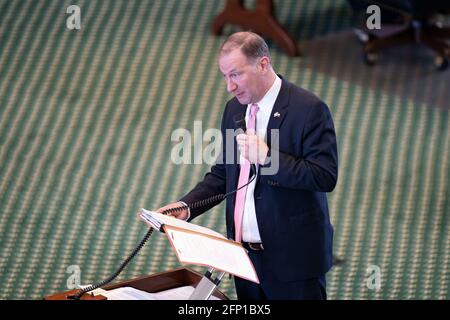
[266, 77, 289, 148]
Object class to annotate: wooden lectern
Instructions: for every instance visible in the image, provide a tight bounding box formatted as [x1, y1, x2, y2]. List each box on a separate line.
[44, 268, 229, 300]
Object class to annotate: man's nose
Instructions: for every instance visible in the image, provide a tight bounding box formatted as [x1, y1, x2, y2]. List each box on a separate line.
[226, 78, 237, 93]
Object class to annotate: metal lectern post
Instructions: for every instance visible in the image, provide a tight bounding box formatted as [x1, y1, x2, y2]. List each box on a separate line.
[189, 268, 226, 300]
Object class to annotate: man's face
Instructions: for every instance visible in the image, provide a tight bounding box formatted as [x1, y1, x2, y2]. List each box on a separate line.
[219, 49, 265, 105]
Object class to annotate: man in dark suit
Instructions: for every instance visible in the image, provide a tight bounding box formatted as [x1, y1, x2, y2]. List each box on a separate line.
[157, 31, 338, 300]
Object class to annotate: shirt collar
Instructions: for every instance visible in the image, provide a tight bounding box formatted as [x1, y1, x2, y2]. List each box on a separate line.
[248, 75, 282, 116]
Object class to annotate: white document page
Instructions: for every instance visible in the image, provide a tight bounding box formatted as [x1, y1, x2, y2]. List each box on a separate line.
[165, 227, 259, 284]
[140, 209, 226, 239]
[103, 286, 221, 300]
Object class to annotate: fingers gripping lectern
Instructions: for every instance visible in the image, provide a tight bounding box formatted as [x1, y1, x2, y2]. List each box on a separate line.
[44, 209, 259, 300]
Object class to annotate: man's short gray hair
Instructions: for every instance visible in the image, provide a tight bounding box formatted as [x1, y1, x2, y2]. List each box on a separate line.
[219, 31, 271, 62]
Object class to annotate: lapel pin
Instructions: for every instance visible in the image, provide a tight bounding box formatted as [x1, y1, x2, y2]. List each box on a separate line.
[274, 112, 281, 118]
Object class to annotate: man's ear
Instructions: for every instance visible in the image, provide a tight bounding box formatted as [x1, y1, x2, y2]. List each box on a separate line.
[259, 56, 271, 73]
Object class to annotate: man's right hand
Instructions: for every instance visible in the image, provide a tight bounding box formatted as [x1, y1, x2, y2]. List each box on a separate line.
[155, 202, 190, 221]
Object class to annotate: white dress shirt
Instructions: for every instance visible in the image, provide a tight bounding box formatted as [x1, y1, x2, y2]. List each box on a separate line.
[241, 75, 282, 243]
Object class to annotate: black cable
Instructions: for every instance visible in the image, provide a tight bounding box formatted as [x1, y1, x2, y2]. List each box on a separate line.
[69, 167, 257, 299]
[68, 227, 155, 299]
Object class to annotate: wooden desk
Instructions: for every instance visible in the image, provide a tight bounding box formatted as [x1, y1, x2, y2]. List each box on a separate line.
[44, 268, 229, 300]
[212, 0, 300, 56]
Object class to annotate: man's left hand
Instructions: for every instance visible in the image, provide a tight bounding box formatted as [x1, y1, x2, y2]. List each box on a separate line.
[236, 130, 269, 165]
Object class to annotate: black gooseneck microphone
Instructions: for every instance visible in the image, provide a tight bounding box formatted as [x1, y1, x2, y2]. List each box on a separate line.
[233, 113, 257, 177]
[233, 113, 247, 133]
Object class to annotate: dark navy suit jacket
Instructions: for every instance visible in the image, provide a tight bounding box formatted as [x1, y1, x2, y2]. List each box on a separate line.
[181, 77, 338, 282]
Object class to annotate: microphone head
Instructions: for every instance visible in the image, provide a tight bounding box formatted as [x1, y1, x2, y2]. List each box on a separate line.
[233, 113, 246, 132]
[233, 113, 256, 177]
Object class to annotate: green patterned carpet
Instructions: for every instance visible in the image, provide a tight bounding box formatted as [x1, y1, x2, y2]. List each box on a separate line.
[0, 0, 448, 300]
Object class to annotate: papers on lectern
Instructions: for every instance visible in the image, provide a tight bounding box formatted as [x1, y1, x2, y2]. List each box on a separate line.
[139, 209, 259, 283]
[93, 286, 221, 300]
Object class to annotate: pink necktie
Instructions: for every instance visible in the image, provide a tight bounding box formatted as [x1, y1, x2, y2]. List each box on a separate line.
[234, 103, 259, 242]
